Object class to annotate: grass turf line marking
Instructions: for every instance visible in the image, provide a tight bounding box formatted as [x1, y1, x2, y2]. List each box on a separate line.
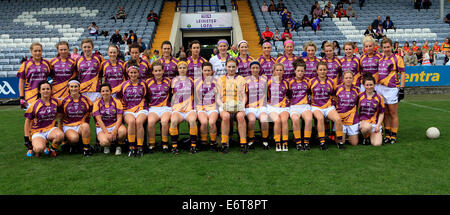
[402, 101, 450, 113]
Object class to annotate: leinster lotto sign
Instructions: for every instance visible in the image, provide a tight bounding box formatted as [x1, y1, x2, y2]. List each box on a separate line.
[181, 12, 232, 30]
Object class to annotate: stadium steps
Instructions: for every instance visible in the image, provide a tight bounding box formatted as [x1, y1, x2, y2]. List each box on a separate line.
[149, 1, 176, 55]
[236, 0, 262, 58]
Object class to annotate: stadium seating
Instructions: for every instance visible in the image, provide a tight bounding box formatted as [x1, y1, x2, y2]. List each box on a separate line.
[177, 0, 234, 13]
[0, 0, 163, 77]
[249, 0, 450, 57]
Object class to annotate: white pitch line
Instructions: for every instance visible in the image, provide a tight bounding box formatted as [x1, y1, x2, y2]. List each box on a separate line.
[402, 101, 450, 113]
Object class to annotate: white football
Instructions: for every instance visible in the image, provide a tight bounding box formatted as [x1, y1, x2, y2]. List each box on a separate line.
[426, 127, 440, 139]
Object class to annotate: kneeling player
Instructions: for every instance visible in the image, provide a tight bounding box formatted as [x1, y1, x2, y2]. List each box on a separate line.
[358, 74, 385, 146]
[217, 58, 247, 153]
[169, 61, 198, 154]
[289, 59, 313, 151]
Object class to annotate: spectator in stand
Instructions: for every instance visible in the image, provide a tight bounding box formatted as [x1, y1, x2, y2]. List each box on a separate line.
[333, 41, 341, 56]
[302, 15, 311, 30]
[393, 41, 403, 56]
[147, 10, 158, 23]
[411, 41, 420, 52]
[110, 29, 123, 46]
[71, 47, 80, 59]
[347, 5, 357, 19]
[336, 7, 347, 20]
[112, 6, 127, 23]
[371, 16, 382, 29]
[445, 13, 450, 26]
[268, 0, 277, 12]
[88, 22, 99, 40]
[414, 0, 422, 11]
[281, 8, 289, 28]
[422, 0, 432, 10]
[274, 28, 281, 42]
[375, 24, 385, 41]
[402, 42, 410, 54]
[327, 1, 335, 14]
[127, 30, 137, 45]
[122, 33, 128, 45]
[261, 26, 274, 44]
[150, 49, 160, 64]
[311, 1, 319, 16]
[312, 14, 320, 33]
[432, 41, 440, 53]
[286, 13, 300, 31]
[359, 0, 365, 9]
[440, 38, 450, 53]
[421, 50, 432, 66]
[404, 48, 418, 66]
[421, 41, 430, 54]
[446, 51, 450, 65]
[415, 48, 423, 65]
[382, 16, 395, 31]
[322, 6, 333, 20]
[137, 38, 147, 53]
[364, 25, 375, 38]
[175, 46, 185, 59]
[276, 0, 285, 12]
[313, 3, 323, 20]
[281, 28, 292, 41]
[428, 50, 435, 65]
[261, 2, 269, 12]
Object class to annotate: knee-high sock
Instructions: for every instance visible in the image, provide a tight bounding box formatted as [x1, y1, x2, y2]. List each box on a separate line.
[169, 127, 178, 148]
[189, 126, 198, 147]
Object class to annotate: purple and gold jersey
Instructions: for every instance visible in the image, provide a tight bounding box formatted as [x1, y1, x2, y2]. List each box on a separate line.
[147, 77, 171, 107]
[289, 78, 310, 106]
[360, 52, 381, 83]
[124, 58, 151, 80]
[50, 57, 76, 99]
[58, 94, 93, 127]
[358, 91, 385, 124]
[101, 59, 125, 94]
[17, 59, 51, 104]
[277, 54, 297, 79]
[378, 54, 405, 88]
[117, 80, 148, 113]
[340, 55, 361, 86]
[92, 97, 123, 128]
[187, 56, 207, 79]
[217, 74, 246, 104]
[267, 77, 290, 107]
[158, 56, 179, 79]
[322, 56, 342, 86]
[209, 54, 231, 78]
[245, 75, 268, 108]
[24, 98, 58, 135]
[75, 55, 104, 93]
[258, 55, 276, 79]
[335, 84, 360, 125]
[303, 57, 321, 79]
[171, 76, 194, 112]
[309, 77, 335, 109]
[194, 77, 218, 111]
[237, 55, 254, 77]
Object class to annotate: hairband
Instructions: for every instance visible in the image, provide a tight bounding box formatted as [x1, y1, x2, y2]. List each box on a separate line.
[177, 61, 188, 67]
[238, 40, 248, 48]
[284, 40, 294, 46]
[249, 60, 260, 68]
[127, 65, 139, 72]
[263, 42, 273, 47]
[68, 79, 80, 86]
[217, 40, 229, 46]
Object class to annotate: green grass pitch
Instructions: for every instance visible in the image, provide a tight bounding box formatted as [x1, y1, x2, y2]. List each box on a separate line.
[0, 94, 449, 195]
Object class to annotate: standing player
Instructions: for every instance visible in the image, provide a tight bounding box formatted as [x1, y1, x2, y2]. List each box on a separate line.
[18, 42, 51, 109]
[358, 74, 385, 146]
[195, 62, 219, 151]
[303, 41, 321, 79]
[216, 58, 247, 154]
[236, 40, 254, 77]
[169, 61, 198, 154]
[322, 42, 342, 87]
[310, 62, 345, 150]
[289, 58, 313, 151]
[93, 83, 127, 155]
[75, 38, 104, 103]
[157, 40, 179, 79]
[124, 43, 151, 80]
[209, 39, 231, 78]
[24, 81, 64, 157]
[101, 45, 125, 97]
[50, 41, 77, 100]
[258, 42, 277, 79]
[117, 65, 148, 157]
[245, 61, 270, 150]
[58, 79, 94, 156]
[340, 42, 361, 87]
[276, 40, 297, 79]
[187, 40, 208, 79]
[147, 61, 172, 153]
[360, 36, 381, 91]
[377, 37, 405, 145]
[335, 71, 360, 146]
[267, 63, 290, 151]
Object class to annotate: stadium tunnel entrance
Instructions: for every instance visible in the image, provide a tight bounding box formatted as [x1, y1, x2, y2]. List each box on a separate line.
[181, 30, 232, 60]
